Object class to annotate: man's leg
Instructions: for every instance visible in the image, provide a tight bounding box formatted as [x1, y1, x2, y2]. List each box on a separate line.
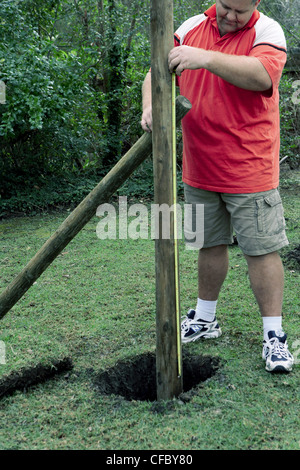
[198, 245, 229, 300]
[182, 184, 234, 342]
[244, 251, 294, 372]
[244, 251, 284, 317]
[181, 245, 227, 343]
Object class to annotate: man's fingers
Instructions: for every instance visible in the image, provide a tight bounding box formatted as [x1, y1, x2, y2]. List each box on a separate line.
[168, 48, 184, 75]
[141, 118, 152, 133]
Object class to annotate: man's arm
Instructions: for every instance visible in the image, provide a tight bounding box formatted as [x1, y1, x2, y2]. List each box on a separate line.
[141, 71, 152, 132]
[168, 45, 272, 92]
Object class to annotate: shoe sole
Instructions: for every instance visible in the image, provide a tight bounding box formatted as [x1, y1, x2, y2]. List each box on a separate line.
[265, 363, 293, 373]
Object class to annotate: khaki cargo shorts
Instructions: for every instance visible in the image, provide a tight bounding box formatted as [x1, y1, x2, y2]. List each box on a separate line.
[184, 183, 289, 255]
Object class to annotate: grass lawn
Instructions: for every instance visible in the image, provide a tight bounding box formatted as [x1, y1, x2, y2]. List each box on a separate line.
[0, 166, 299, 450]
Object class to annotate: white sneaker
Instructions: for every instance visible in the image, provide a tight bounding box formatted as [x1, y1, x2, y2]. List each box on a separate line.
[262, 330, 294, 373]
[181, 309, 222, 344]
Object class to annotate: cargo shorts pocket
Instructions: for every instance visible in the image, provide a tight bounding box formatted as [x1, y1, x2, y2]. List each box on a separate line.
[255, 191, 285, 235]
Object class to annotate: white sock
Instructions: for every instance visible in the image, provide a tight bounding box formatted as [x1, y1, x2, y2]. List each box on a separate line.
[195, 298, 217, 322]
[263, 316, 282, 341]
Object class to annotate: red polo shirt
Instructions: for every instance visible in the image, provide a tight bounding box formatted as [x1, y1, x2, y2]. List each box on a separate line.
[175, 5, 287, 193]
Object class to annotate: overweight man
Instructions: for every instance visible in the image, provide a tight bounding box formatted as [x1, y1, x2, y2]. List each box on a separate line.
[141, 0, 294, 373]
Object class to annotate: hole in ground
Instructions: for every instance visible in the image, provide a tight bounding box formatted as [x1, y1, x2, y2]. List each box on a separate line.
[94, 351, 219, 402]
[0, 357, 73, 399]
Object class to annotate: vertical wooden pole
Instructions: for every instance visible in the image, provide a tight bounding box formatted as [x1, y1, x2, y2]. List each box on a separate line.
[151, 0, 183, 400]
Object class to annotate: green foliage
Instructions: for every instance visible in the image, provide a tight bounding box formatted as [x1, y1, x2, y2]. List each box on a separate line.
[0, 0, 99, 202]
[279, 74, 300, 169]
[0, 0, 154, 217]
[0, 173, 100, 218]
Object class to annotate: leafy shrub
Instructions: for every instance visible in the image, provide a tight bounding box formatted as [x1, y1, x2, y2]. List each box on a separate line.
[279, 74, 300, 169]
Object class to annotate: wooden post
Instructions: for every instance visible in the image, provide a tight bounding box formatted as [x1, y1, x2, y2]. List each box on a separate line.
[0, 96, 191, 320]
[151, 0, 183, 400]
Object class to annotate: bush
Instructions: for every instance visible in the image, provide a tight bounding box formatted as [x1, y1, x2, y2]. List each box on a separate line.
[279, 73, 300, 169]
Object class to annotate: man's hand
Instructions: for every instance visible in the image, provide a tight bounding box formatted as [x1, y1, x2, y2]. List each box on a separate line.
[141, 106, 152, 133]
[168, 46, 207, 76]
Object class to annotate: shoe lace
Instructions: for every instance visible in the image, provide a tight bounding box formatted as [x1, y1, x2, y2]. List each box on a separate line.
[268, 338, 290, 359]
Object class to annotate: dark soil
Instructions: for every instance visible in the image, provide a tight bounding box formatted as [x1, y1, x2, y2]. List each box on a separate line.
[0, 351, 220, 403]
[0, 357, 73, 399]
[94, 351, 220, 402]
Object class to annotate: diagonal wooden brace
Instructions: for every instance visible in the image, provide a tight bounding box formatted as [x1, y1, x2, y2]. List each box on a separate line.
[0, 95, 191, 319]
